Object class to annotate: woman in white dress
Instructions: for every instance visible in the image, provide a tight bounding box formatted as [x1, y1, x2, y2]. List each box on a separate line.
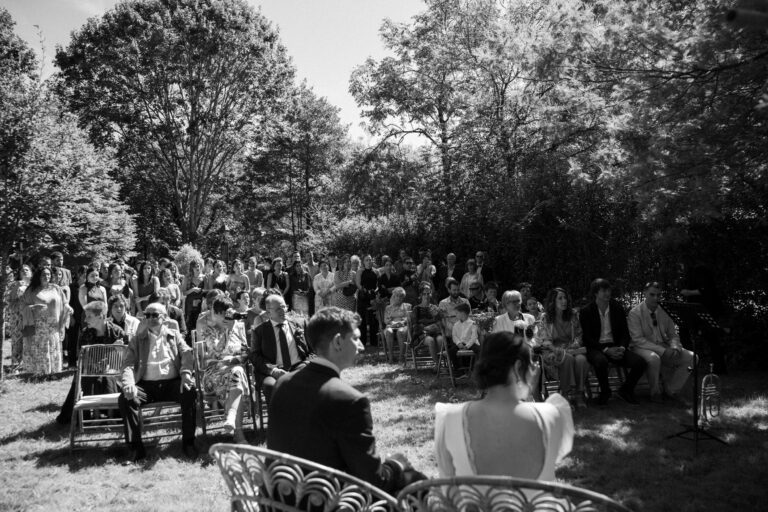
[312, 260, 335, 311]
[434, 331, 573, 481]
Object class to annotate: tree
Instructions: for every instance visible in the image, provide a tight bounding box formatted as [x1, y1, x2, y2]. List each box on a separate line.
[55, 0, 295, 245]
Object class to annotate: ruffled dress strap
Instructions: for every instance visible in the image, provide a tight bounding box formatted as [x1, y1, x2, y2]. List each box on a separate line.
[530, 393, 574, 481]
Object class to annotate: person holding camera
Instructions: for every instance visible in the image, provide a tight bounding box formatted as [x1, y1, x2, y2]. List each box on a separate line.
[580, 278, 647, 406]
[198, 295, 250, 443]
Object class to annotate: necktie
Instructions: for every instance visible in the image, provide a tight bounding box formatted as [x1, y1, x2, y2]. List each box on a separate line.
[277, 323, 292, 370]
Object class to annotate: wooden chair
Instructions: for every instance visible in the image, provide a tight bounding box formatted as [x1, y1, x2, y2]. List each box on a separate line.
[209, 443, 398, 512]
[69, 344, 128, 451]
[404, 309, 438, 371]
[192, 332, 257, 436]
[396, 476, 631, 512]
[376, 301, 404, 364]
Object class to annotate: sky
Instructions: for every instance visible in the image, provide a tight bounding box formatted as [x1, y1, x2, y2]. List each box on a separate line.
[1, 0, 424, 140]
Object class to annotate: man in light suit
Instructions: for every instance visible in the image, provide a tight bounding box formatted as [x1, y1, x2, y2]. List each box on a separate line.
[628, 281, 694, 404]
[267, 307, 425, 494]
[250, 293, 311, 403]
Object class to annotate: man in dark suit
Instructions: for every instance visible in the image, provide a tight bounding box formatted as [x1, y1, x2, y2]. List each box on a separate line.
[436, 252, 463, 301]
[475, 251, 496, 285]
[250, 293, 311, 403]
[580, 278, 647, 405]
[267, 307, 425, 493]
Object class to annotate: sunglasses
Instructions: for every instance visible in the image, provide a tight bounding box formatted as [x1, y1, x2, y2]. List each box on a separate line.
[144, 312, 162, 319]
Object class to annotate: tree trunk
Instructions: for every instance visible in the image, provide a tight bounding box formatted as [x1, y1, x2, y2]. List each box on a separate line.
[0, 248, 8, 380]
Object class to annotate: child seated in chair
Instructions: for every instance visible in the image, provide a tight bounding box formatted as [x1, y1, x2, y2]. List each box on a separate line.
[450, 303, 480, 376]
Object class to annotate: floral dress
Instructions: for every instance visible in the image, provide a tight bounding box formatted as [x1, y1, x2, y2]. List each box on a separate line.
[333, 269, 357, 311]
[199, 322, 249, 402]
[22, 285, 69, 375]
[5, 280, 28, 364]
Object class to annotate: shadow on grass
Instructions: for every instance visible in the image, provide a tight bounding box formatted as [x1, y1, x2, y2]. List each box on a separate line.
[0, 419, 70, 446]
[14, 369, 75, 383]
[25, 402, 61, 414]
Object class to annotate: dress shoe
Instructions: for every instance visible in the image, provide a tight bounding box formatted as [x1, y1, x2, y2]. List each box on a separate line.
[130, 443, 147, 463]
[617, 387, 640, 406]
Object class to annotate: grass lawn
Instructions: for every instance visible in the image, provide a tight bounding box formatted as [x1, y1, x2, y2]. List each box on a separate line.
[1, 343, 767, 512]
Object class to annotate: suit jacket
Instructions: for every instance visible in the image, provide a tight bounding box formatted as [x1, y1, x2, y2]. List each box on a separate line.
[436, 264, 464, 299]
[250, 319, 311, 379]
[121, 326, 192, 387]
[267, 362, 406, 493]
[579, 299, 630, 351]
[478, 264, 495, 285]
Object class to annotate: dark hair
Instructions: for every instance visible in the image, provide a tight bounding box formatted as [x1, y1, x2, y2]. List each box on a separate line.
[485, 281, 499, 291]
[108, 262, 121, 281]
[84, 300, 108, 318]
[518, 282, 532, 290]
[108, 294, 129, 311]
[158, 257, 171, 268]
[306, 307, 360, 353]
[644, 281, 662, 291]
[138, 261, 154, 285]
[211, 296, 233, 314]
[445, 277, 459, 289]
[158, 267, 172, 286]
[419, 281, 433, 294]
[50, 251, 64, 260]
[205, 257, 215, 266]
[205, 289, 223, 303]
[76, 265, 88, 277]
[544, 287, 573, 322]
[149, 289, 170, 304]
[235, 290, 249, 302]
[29, 267, 52, 291]
[473, 331, 531, 390]
[589, 278, 611, 298]
[455, 302, 471, 315]
[466, 258, 477, 271]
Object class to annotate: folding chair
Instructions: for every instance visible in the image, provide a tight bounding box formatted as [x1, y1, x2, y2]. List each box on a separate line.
[70, 344, 129, 451]
[375, 300, 402, 363]
[404, 308, 439, 371]
[192, 332, 257, 436]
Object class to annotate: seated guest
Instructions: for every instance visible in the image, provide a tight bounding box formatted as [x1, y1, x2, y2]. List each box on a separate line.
[628, 281, 694, 404]
[198, 296, 250, 443]
[435, 331, 573, 480]
[108, 294, 140, 343]
[467, 282, 488, 311]
[118, 303, 197, 461]
[398, 257, 419, 307]
[250, 293, 311, 403]
[413, 282, 444, 365]
[526, 296, 542, 322]
[195, 289, 225, 333]
[148, 289, 186, 337]
[56, 301, 127, 425]
[268, 307, 426, 493]
[449, 303, 480, 374]
[438, 278, 470, 338]
[580, 278, 647, 405]
[493, 291, 536, 345]
[536, 288, 588, 408]
[484, 282, 501, 314]
[384, 287, 411, 363]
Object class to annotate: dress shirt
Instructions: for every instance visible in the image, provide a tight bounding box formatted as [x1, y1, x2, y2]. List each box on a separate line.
[628, 302, 681, 355]
[144, 329, 178, 381]
[271, 319, 299, 368]
[439, 296, 470, 333]
[598, 304, 613, 345]
[452, 319, 479, 348]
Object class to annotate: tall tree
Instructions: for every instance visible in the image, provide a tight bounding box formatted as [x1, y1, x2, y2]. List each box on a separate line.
[55, 0, 295, 245]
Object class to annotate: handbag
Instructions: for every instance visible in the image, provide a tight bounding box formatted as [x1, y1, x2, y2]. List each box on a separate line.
[342, 284, 357, 297]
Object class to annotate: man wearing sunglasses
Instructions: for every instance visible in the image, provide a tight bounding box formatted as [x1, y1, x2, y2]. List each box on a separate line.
[628, 282, 693, 404]
[118, 303, 197, 462]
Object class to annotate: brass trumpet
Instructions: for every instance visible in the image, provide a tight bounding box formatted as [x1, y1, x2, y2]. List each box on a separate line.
[700, 364, 721, 426]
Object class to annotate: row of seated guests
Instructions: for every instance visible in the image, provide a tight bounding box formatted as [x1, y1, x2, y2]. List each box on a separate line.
[266, 307, 573, 494]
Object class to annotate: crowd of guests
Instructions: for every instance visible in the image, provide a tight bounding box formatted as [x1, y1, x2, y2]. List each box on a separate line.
[2, 248, 726, 481]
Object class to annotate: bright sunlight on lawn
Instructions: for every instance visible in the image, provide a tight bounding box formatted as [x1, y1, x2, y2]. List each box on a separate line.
[2, 344, 767, 512]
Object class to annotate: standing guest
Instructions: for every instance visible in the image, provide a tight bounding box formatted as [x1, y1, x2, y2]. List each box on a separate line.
[268, 307, 426, 493]
[51, 252, 72, 302]
[21, 267, 72, 375]
[327, 252, 339, 272]
[133, 261, 159, 315]
[394, 249, 408, 275]
[79, 267, 108, 312]
[303, 250, 319, 315]
[244, 288, 269, 334]
[384, 287, 411, 363]
[245, 256, 264, 290]
[250, 294, 311, 403]
[106, 263, 133, 302]
[467, 282, 488, 311]
[197, 296, 250, 443]
[233, 290, 251, 318]
[56, 300, 127, 425]
[416, 253, 436, 291]
[580, 278, 647, 405]
[536, 288, 588, 408]
[439, 278, 470, 338]
[227, 258, 250, 299]
[181, 259, 205, 334]
[288, 260, 311, 316]
[376, 258, 399, 300]
[205, 260, 229, 294]
[108, 294, 140, 343]
[313, 260, 335, 311]
[628, 281, 694, 404]
[484, 282, 502, 313]
[527, 296, 543, 322]
[356, 254, 379, 345]
[203, 258, 215, 278]
[436, 253, 463, 301]
[6, 265, 32, 368]
[350, 254, 361, 274]
[434, 331, 572, 480]
[399, 257, 419, 307]
[459, 259, 483, 299]
[66, 265, 87, 367]
[475, 251, 495, 286]
[413, 282, 444, 365]
[118, 303, 197, 462]
[167, 262, 181, 285]
[266, 257, 289, 297]
[333, 254, 357, 312]
[99, 261, 110, 283]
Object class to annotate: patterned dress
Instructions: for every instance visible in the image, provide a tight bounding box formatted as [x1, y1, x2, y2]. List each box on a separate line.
[5, 280, 28, 364]
[333, 269, 357, 311]
[22, 285, 69, 375]
[199, 322, 249, 402]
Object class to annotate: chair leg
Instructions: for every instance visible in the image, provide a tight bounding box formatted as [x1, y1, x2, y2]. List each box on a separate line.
[69, 410, 78, 452]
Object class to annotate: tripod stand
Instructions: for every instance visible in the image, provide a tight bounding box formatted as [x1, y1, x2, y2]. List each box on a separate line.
[660, 302, 728, 454]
